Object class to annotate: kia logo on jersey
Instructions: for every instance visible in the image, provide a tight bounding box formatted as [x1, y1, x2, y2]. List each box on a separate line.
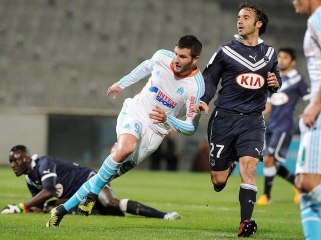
[236, 73, 265, 89]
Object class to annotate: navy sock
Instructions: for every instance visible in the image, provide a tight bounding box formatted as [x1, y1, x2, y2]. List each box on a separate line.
[277, 165, 295, 184]
[263, 176, 274, 198]
[239, 184, 257, 222]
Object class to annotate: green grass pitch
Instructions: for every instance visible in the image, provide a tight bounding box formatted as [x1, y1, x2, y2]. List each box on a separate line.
[0, 167, 303, 239]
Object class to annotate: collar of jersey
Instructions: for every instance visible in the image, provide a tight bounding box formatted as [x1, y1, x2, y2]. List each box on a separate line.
[234, 34, 263, 45]
[31, 154, 38, 169]
[222, 44, 274, 71]
[287, 69, 298, 78]
[170, 62, 199, 78]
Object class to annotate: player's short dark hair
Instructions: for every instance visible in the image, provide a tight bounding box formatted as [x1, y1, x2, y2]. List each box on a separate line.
[278, 47, 296, 60]
[176, 35, 202, 58]
[10, 145, 29, 154]
[239, 1, 269, 36]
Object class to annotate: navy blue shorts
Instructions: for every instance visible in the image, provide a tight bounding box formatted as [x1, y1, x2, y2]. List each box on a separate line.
[263, 128, 293, 163]
[207, 108, 265, 171]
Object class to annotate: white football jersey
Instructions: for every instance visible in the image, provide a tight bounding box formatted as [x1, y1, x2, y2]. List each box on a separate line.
[117, 49, 205, 135]
[304, 6, 321, 102]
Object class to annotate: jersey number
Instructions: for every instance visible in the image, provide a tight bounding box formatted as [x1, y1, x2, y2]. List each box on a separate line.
[210, 144, 224, 158]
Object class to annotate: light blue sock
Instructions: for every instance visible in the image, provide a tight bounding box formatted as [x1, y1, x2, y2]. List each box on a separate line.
[311, 184, 321, 219]
[91, 155, 121, 195]
[300, 193, 321, 240]
[63, 180, 91, 212]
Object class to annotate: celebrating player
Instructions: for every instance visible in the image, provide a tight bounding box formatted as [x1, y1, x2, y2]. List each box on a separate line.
[193, 2, 281, 237]
[257, 47, 310, 206]
[46, 35, 204, 227]
[1, 145, 180, 220]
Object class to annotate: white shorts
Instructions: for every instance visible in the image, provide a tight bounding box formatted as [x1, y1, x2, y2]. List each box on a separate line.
[296, 116, 321, 174]
[116, 98, 165, 174]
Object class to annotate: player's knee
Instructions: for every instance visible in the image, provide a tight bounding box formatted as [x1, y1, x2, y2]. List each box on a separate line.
[294, 175, 302, 191]
[240, 157, 257, 174]
[107, 198, 120, 208]
[211, 172, 228, 186]
[113, 143, 135, 160]
[295, 174, 319, 193]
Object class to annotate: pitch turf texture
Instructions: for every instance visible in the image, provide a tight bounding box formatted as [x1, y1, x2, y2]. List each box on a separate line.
[0, 167, 303, 239]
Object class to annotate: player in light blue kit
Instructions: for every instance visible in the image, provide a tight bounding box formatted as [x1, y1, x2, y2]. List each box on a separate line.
[257, 48, 310, 206]
[46, 35, 204, 227]
[292, 0, 321, 239]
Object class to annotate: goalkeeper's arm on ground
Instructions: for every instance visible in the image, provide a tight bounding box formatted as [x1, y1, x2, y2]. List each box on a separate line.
[1, 188, 55, 214]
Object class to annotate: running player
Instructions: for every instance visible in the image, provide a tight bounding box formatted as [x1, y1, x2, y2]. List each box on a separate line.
[194, 2, 281, 237]
[46, 35, 204, 227]
[1, 145, 179, 220]
[292, 1, 321, 239]
[257, 47, 310, 206]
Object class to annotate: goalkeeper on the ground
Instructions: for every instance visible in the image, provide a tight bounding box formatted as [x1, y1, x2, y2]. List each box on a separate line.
[1, 145, 180, 221]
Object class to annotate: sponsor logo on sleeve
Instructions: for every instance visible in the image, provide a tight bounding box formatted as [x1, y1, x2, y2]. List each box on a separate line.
[187, 96, 196, 117]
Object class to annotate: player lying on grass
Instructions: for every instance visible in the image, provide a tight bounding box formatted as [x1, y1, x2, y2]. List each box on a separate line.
[1, 145, 180, 220]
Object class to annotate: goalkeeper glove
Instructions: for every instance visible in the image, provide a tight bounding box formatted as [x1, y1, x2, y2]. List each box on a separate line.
[0, 203, 28, 214]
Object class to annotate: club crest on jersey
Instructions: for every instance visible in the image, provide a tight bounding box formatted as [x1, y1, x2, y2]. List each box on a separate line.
[236, 73, 265, 89]
[176, 87, 184, 95]
[149, 86, 177, 108]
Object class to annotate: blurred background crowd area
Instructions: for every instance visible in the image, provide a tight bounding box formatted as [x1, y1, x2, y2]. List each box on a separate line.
[0, 0, 307, 172]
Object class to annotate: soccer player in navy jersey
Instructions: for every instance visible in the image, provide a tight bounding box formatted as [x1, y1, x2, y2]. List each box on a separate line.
[194, 2, 281, 237]
[46, 35, 204, 227]
[1, 145, 180, 220]
[292, 1, 321, 239]
[257, 48, 310, 206]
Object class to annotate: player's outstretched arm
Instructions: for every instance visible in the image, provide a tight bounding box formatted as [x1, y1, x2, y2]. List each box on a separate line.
[1, 189, 54, 214]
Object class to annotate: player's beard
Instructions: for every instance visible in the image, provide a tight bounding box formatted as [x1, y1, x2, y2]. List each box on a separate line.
[175, 61, 194, 75]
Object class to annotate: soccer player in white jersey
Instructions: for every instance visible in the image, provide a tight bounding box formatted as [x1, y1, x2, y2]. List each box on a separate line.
[292, 1, 321, 239]
[46, 35, 205, 227]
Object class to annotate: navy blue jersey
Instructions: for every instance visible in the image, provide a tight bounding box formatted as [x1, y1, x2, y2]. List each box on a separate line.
[267, 69, 310, 131]
[26, 155, 93, 199]
[202, 37, 282, 114]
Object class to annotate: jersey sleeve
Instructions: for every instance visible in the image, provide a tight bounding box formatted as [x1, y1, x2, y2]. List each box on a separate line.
[26, 181, 41, 197]
[309, 14, 321, 50]
[201, 46, 225, 105]
[38, 157, 58, 192]
[117, 50, 165, 89]
[268, 51, 282, 93]
[166, 74, 205, 136]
